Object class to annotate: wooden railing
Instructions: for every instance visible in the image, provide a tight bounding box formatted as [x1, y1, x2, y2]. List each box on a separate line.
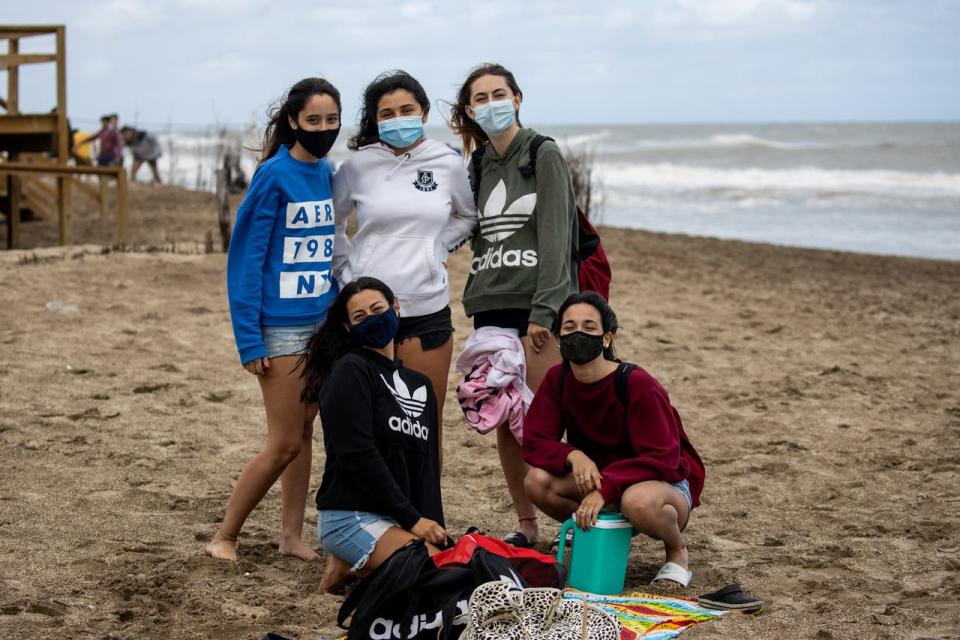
[1, 163, 128, 247]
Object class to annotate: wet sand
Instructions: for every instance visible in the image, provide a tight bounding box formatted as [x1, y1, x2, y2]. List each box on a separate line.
[1, 184, 958, 639]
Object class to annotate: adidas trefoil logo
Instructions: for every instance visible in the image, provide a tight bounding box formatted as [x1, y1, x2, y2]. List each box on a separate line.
[479, 180, 536, 243]
[380, 370, 427, 418]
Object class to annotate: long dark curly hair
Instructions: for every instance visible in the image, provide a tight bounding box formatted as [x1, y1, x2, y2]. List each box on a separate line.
[260, 77, 341, 162]
[348, 70, 430, 150]
[300, 277, 397, 403]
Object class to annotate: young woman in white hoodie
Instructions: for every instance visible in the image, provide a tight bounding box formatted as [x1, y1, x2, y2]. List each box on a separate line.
[332, 71, 478, 459]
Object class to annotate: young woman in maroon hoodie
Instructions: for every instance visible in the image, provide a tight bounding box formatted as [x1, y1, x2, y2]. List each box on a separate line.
[522, 292, 705, 587]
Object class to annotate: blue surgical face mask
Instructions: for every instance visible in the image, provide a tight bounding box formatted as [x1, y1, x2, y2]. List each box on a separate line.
[472, 98, 517, 135]
[378, 115, 424, 149]
[349, 306, 399, 349]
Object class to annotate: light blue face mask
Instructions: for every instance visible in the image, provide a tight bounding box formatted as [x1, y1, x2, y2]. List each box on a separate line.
[378, 115, 424, 149]
[472, 98, 517, 135]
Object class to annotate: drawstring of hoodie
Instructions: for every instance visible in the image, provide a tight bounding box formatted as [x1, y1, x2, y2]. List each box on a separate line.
[385, 151, 411, 179]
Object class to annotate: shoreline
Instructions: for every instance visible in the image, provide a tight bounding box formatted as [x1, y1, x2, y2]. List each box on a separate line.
[1, 181, 957, 265]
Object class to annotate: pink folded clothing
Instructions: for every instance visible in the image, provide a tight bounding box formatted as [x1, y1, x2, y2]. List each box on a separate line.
[455, 327, 533, 442]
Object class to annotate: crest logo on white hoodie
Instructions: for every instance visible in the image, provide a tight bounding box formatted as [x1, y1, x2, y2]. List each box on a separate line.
[380, 370, 428, 418]
[479, 180, 536, 243]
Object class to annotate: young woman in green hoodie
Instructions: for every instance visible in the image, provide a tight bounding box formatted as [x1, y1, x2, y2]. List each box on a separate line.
[450, 63, 579, 547]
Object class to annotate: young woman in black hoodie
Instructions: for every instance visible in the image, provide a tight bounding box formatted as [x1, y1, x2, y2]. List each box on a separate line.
[301, 277, 446, 590]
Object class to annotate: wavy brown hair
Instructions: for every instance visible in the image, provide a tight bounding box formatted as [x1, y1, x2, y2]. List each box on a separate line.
[449, 63, 523, 157]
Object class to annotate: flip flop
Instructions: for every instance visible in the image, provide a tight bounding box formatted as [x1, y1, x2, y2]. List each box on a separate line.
[501, 531, 534, 548]
[549, 529, 574, 553]
[651, 561, 693, 587]
[697, 583, 763, 612]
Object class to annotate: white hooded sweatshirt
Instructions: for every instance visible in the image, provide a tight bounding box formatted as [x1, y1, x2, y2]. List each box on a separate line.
[332, 139, 478, 318]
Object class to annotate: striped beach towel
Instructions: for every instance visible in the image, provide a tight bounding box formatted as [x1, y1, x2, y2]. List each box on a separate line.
[563, 592, 727, 640]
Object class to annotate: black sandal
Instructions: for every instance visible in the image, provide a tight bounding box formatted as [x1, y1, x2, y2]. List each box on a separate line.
[697, 584, 763, 612]
[549, 529, 574, 553]
[501, 531, 534, 548]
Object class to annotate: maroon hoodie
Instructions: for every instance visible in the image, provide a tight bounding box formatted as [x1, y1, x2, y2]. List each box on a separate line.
[522, 363, 705, 507]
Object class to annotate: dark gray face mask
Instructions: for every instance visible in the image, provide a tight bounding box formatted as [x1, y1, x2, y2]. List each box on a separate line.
[558, 331, 605, 364]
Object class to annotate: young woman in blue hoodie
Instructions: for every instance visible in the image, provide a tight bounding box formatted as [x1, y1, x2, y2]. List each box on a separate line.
[332, 71, 478, 460]
[206, 77, 342, 562]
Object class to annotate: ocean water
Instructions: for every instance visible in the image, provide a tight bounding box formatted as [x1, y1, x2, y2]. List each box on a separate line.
[154, 122, 960, 261]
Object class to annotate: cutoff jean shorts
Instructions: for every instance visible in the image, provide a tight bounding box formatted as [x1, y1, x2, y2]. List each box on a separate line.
[672, 479, 692, 512]
[261, 322, 321, 359]
[317, 510, 399, 571]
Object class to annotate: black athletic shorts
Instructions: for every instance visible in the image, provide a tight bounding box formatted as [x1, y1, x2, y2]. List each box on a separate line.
[396, 306, 453, 351]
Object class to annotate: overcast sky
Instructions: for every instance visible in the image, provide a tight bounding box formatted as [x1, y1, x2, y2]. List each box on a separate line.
[5, 0, 960, 130]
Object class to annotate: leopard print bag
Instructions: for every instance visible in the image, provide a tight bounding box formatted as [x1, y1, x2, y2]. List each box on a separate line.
[460, 581, 621, 640]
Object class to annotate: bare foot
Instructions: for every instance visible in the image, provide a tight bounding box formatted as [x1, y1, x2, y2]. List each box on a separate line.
[320, 554, 352, 592]
[279, 536, 320, 561]
[205, 530, 238, 561]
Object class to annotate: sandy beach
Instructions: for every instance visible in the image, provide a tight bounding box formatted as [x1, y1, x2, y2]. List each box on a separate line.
[1, 184, 958, 639]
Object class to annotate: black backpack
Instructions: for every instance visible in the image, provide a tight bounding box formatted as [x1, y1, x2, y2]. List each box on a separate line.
[470, 135, 612, 299]
[337, 539, 528, 640]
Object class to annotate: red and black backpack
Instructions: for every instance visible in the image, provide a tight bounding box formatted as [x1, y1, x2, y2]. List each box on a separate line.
[470, 135, 613, 300]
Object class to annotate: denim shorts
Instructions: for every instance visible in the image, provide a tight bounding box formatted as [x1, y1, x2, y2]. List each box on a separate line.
[261, 322, 321, 359]
[671, 479, 692, 511]
[317, 510, 398, 571]
[671, 479, 693, 532]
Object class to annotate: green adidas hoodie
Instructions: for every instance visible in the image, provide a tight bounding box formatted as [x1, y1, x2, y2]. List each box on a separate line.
[463, 128, 578, 329]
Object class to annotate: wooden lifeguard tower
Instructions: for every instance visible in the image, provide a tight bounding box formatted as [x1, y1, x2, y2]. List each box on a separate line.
[1, 24, 128, 249]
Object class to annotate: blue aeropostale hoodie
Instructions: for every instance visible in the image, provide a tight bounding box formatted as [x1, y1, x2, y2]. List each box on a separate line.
[227, 145, 338, 364]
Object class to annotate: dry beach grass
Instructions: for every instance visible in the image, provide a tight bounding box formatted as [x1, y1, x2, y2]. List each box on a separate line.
[1, 185, 959, 639]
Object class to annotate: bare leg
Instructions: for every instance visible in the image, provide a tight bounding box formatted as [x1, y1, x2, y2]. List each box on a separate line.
[205, 356, 311, 561]
[278, 404, 319, 560]
[319, 554, 353, 592]
[524, 467, 582, 523]
[491, 335, 562, 544]
[620, 481, 690, 585]
[497, 424, 538, 544]
[320, 526, 441, 593]
[130, 158, 142, 182]
[522, 334, 561, 393]
[148, 159, 161, 184]
[396, 335, 453, 470]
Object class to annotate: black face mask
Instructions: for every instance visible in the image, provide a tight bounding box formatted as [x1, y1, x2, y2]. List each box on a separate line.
[558, 331, 606, 365]
[294, 126, 340, 159]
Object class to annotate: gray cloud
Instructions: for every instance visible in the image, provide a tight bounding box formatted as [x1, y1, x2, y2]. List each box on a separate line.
[5, 0, 959, 128]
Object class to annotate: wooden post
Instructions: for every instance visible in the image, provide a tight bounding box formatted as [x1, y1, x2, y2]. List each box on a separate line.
[6, 38, 18, 113]
[6, 175, 21, 249]
[54, 27, 68, 164]
[215, 168, 231, 251]
[99, 176, 109, 218]
[116, 169, 128, 244]
[56, 177, 70, 245]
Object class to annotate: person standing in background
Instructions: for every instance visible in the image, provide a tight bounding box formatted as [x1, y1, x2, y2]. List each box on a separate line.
[82, 114, 124, 167]
[121, 126, 163, 183]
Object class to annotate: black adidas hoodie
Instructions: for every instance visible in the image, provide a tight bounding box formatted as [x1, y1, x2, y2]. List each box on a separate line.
[315, 348, 443, 530]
